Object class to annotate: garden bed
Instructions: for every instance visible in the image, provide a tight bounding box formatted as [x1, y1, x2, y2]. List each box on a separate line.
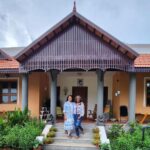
[0, 108, 44, 150]
[107, 123, 150, 150]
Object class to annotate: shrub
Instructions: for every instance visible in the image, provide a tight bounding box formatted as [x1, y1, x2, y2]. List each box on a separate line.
[2, 119, 44, 149]
[93, 133, 100, 139]
[108, 124, 124, 140]
[33, 139, 42, 149]
[47, 131, 56, 137]
[92, 127, 99, 133]
[3, 125, 20, 148]
[44, 137, 54, 144]
[6, 108, 30, 126]
[50, 127, 57, 132]
[111, 134, 135, 150]
[92, 139, 100, 145]
[100, 143, 111, 150]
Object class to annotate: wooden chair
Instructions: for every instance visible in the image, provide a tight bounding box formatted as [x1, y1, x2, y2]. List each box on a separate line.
[120, 105, 128, 122]
[56, 106, 63, 118]
[88, 104, 97, 120]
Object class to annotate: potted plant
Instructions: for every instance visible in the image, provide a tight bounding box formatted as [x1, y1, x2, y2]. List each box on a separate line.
[47, 131, 56, 137]
[33, 140, 42, 150]
[49, 127, 57, 132]
[44, 137, 54, 144]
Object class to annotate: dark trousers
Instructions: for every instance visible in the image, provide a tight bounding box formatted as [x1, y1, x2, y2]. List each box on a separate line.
[73, 114, 83, 137]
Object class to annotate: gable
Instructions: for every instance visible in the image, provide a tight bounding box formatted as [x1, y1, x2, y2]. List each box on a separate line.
[0, 49, 12, 60]
[15, 11, 139, 72]
[19, 23, 134, 72]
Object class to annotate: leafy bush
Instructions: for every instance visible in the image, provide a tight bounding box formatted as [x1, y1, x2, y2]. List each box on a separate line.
[108, 124, 124, 140]
[92, 127, 99, 133]
[47, 131, 56, 137]
[50, 126, 57, 132]
[100, 143, 111, 150]
[109, 123, 150, 150]
[92, 139, 100, 145]
[93, 133, 100, 139]
[33, 139, 42, 149]
[6, 108, 30, 126]
[0, 109, 44, 149]
[44, 137, 54, 144]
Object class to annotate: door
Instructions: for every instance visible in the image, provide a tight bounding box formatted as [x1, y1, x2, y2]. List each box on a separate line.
[72, 86, 88, 118]
[103, 86, 108, 108]
[56, 86, 60, 106]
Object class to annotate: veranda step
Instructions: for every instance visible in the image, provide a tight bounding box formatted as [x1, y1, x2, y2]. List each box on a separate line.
[56, 131, 93, 137]
[54, 137, 92, 143]
[43, 142, 97, 150]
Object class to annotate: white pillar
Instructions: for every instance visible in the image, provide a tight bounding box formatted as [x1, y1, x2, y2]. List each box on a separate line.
[49, 70, 58, 121]
[97, 70, 104, 117]
[129, 72, 136, 122]
[22, 74, 28, 111]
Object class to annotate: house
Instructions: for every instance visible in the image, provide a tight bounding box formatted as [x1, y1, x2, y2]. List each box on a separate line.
[0, 5, 150, 122]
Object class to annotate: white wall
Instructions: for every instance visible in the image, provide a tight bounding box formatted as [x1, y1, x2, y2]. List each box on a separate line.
[57, 71, 114, 114]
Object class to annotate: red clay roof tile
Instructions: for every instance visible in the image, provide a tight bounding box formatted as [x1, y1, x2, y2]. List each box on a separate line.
[134, 54, 150, 67]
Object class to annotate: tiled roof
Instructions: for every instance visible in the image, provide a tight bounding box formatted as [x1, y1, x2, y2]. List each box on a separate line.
[0, 58, 19, 69]
[134, 54, 150, 67]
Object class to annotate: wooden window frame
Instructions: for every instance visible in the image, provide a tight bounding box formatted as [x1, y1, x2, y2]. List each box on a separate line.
[0, 78, 19, 104]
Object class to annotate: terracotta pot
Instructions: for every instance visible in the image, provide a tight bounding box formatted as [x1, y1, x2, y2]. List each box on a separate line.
[33, 145, 42, 150]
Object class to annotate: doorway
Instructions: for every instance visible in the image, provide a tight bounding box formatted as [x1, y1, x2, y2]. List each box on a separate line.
[72, 86, 88, 118]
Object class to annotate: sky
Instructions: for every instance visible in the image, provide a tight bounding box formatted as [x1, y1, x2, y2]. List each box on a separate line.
[0, 0, 150, 47]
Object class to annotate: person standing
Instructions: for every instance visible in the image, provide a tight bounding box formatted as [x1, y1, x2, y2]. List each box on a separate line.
[73, 95, 85, 138]
[63, 95, 74, 137]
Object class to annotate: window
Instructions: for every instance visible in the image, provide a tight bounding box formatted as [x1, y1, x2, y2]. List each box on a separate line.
[0, 80, 17, 104]
[145, 79, 150, 106]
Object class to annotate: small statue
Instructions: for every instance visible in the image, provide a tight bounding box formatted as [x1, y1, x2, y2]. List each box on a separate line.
[46, 114, 54, 125]
[96, 115, 104, 126]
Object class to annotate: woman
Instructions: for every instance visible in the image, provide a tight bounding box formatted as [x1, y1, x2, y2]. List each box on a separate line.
[63, 95, 74, 137]
[73, 95, 85, 138]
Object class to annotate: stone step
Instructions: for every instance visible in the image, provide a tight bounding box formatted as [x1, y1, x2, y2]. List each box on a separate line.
[43, 142, 97, 150]
[54, 137, 92, 143]
[55, 124, 96, 128]
[56, 131, 93, 137]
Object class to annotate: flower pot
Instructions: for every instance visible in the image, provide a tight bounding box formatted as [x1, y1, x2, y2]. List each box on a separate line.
[33, 145, 42, 150]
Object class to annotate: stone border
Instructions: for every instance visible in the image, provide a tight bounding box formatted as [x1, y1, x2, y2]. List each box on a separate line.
[36, 124, 52, 143]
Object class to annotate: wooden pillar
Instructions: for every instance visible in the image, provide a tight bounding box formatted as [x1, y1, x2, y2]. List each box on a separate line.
[49, 70, 58, 121]
[129, 72, 136, 122]
[22, 74, 28, 111]
[97, 70, 104, 117]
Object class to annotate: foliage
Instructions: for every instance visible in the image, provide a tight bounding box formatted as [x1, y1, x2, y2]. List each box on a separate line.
[50, 126, 57, 132]
[2, 121, 43, 149]
[100, 143, 111, 150]
[44, 137, 54, 144]
[33, 139, 42, 149]
[92, 127, 99, 133]
[0, 109, 44, 149]
[108, 124, 124, 140]
[47, 131, 56, 137]
[93, 133, 100, 139]
[92, 139, 100, 145]
[6, 108, 30, 126]
[109, 123, 150, 150]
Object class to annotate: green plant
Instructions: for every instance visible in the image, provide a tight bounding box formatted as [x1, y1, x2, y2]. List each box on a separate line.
[44, 137, 54, 144]
[50, 127, 57, 132]
[108, 124, 124, 140]
[92, 127, 99, 133]
[3, 125, 20, 148]
[47, 131, 56, 137]
[93, 133, 100, 139]
[6, 108, 30, 126]
[33, 139, 42, 149]
[92, 139, 100, 145]
[100, 143, 111, 150]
